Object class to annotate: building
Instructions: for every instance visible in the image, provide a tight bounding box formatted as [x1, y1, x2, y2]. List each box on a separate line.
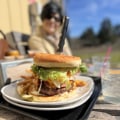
[0, 0, 63, 36]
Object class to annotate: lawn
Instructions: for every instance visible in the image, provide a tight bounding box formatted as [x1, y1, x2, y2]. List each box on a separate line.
[72, 46, 120, 67]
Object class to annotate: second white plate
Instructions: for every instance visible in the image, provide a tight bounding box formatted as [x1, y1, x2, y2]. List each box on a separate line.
[1, 76, 94, 106]
[3, 89, 93, 111]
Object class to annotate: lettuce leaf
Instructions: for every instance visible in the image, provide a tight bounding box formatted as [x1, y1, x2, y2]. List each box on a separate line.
[32, 64, 78, 82]
[79, 63, 88, 73]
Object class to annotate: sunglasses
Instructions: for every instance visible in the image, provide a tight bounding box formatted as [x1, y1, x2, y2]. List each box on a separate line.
[45, 15, 61, 22]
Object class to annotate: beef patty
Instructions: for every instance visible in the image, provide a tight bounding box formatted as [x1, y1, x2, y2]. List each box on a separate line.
[39, 80, 75, 96]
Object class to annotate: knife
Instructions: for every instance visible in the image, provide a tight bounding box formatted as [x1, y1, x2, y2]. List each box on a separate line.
[57, 16, 69, 53]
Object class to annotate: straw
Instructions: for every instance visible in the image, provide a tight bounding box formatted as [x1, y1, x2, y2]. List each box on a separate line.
[100, 46, 112, 77]
[57, 16, 69, 53]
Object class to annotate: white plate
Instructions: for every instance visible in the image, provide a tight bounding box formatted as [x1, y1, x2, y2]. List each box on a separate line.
[1, 76, 94, 106]
[3, 89, 93, 111]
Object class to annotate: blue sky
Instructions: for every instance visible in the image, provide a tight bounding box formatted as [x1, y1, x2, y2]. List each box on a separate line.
[64, 0, 120, 38]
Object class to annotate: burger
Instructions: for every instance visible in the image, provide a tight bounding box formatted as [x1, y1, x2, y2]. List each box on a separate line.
[17, 53, 87, 102]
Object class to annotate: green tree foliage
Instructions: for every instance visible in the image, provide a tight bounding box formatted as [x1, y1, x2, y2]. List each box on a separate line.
[76, 18, 120, 47]
[80, 27, 95, 40]
[97, 18, 114, 44]
[80, 27, 98, 46]
[113, 24, 120, 37]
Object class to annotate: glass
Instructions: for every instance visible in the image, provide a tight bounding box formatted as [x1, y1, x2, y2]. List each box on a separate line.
[102, 74, 120, 104]
[91, 56, 110, 77]
[91, 56, 120, 104]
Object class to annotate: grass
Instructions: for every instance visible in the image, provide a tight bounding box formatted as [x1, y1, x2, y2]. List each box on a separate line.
[72, 46, 120, 67]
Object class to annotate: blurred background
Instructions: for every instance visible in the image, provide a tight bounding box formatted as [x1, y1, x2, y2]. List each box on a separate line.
[0, 0, 120, 67]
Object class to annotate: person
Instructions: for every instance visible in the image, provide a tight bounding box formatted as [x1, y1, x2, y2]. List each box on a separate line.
[28, 1, 72, 55]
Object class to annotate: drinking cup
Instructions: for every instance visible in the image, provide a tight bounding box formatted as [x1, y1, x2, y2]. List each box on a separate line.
[92, 56, 110, 77]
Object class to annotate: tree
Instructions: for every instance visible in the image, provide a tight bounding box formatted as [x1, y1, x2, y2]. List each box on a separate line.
[113, 24, 120, 36]
[80, 27, 98, 46]
[97, 18, 114, 44]
[80, 27, 94, 39]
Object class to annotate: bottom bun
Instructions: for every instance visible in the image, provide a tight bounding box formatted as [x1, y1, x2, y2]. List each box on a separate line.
[17, 85, 77, 102]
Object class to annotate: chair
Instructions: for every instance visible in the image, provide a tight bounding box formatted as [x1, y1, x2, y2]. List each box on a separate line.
[6, 31, 30, 55]
[0, 30, 9, 59]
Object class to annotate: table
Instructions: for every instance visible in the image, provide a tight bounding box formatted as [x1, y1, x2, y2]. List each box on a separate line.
[0, 62, 119, 120]
[92, 98, 120, 120]
[0, 102, 120, 120]
[0, 93, 120, 120]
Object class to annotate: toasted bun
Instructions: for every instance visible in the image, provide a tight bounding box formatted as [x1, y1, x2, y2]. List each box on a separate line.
[17, 85, 77, 102]
[8, 50, 20, 56]
[34, 53, 81, 67]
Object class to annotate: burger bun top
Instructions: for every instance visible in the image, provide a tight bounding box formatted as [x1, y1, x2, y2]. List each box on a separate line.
[34, 53, 81, 68]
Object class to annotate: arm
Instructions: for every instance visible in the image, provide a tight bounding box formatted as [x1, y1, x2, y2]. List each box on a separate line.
[63, 39, 72, 56]
[28, 36, 47, 53]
